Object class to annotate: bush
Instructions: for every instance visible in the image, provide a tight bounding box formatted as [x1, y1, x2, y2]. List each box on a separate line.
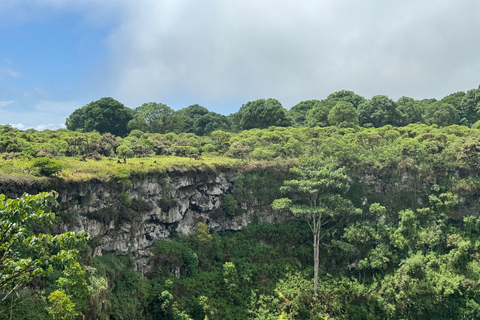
[224, 194, 239, 216]
[31, 157, 63, 177]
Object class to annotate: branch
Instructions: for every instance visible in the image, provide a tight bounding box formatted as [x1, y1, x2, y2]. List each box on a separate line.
[0, 289, 38, 315]
[0, 283, 22, 305]
[0, 259, 37, 289]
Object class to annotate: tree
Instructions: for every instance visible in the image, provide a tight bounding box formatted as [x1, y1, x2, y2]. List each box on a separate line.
[441, 91, 465, 110]
[358, 95, 399, 127]
[396, 96, 423, 126]
[327, 101, 359, 128]
[65, 97, 133, 136]
[0, 191, 88, 314]
[233, 98, 291, 131]
[128, 102, 184, 134]
[288, 100, 320, 127]
[192, 112, 231, 136]
[177, 104, 210, 133]
[326, 90, 365, 109]
[272, 157, 360, 294]
[458, 87, 480, 126]
[47, 290, 78, 320]
[423, 101, 459, 126]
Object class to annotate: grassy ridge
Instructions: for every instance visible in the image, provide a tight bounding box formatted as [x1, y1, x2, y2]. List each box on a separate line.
[0, 155, 245, 181]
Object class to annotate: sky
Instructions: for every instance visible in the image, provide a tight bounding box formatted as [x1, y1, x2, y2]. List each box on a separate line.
[1, 0, 480, 130]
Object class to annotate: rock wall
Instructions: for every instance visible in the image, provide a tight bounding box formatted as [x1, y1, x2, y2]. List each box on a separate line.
[0, 167, 287, 259]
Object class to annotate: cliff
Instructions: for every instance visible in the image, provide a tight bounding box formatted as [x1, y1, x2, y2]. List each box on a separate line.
[0, 165, 289, 259]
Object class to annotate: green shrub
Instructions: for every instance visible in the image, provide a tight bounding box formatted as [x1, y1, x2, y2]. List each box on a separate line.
[224, 194, 239, 216]
[31, 157, 63, 177]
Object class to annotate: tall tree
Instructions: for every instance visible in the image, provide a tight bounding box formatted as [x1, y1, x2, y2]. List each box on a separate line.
[65, 97, 133, 136]
[272, 157, 360, 294]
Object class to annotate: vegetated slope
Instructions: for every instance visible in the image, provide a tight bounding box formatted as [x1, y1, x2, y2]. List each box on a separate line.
[3, 123, 480, 319]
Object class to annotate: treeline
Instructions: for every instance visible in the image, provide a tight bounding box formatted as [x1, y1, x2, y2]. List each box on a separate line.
[63, 86, 480, 138]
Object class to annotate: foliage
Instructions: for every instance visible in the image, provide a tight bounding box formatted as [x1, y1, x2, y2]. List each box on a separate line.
[327, 101, 359, 128]
[65, 97, 133, 137]
[0, 191, 88, 315]
[128, 102, 185, 134]
[46, 290, 78, 320]
[358, 95, 399, 127]
[223, 194, 239, 216]
[7, 86, 480, 318]
[272, 156, 361, 294]
[31, 157, 63, 177]
[288, 100, 319, 127]
[233, 98, 291, 131]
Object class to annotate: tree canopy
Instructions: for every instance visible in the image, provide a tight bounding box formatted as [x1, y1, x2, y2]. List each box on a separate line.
[272, 157, 360, 294]
[128, 102, 184, 134]
[233, 98, 291, 131]
[65, 97, 133, 137]
[358, 95, 399, 127]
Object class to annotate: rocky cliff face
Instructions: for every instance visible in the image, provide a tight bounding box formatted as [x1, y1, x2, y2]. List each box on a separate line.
[0, 167, 287, 259]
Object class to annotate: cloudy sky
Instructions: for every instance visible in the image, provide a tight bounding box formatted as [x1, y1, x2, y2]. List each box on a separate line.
[1, 0, 480, 130]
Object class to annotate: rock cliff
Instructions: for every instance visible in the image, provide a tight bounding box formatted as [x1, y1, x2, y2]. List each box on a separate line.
[0, 166, 289, 259]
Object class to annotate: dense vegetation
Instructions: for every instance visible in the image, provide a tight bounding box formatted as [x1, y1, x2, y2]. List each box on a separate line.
[3, 86, 480, 319]
[63, 86, 480, 137]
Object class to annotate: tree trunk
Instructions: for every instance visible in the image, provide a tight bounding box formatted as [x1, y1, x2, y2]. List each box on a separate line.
[313, 233, 319, 294]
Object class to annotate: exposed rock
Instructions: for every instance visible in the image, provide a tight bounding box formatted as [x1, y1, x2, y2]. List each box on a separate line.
[0, 168, 287, 259]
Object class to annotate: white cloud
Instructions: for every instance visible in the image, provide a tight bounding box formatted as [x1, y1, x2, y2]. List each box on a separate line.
[0, 100, 14, 108]
[10, 123, 25, 130]
[104, 0, 480, 110]
[35, 123, 66, 131]
[2, 0, 480, 120]
[0, 100, 81, 130]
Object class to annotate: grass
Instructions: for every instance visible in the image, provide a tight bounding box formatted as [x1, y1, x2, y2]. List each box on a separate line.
[0, 155, 247, 182]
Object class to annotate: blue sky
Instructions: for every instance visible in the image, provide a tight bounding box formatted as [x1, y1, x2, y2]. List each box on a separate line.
[1, 0, 480, 130]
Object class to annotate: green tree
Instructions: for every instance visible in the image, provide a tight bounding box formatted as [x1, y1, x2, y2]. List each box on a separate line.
[327, 101, 359, 128]
[305, 100, 335, 127]
[288, 100, 320, 127]
[177, 104, 210, 133]
[326, 89, 365, 108]
[458, 86, 480, 126]
[396, 96, 423, 126]
[423, 101, 459, 126]
[65, 97, 133, 136]
[0, 192, 88, 314]
[358, 95, 399, 127]
[233, 98, 291, 131]
[441, 91, 465, 110]
[272, 157, 360, 294]
[128, 102, 184, 134]
[193, 112, 231, 136]
[46, 290, 78, 320]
